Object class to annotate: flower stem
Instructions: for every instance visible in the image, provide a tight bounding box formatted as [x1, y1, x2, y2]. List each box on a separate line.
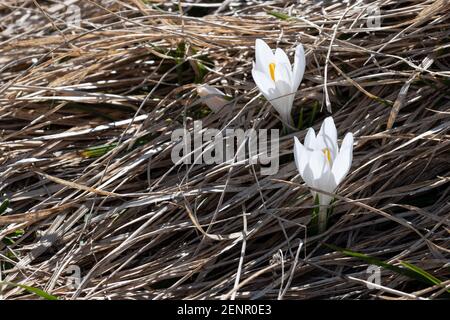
[282, 118, 294, 134]
[318, 206, 328, 233]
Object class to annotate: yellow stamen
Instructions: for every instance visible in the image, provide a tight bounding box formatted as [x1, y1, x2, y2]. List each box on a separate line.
[269, 62, 276, 81]
[323, 148, 332, 163]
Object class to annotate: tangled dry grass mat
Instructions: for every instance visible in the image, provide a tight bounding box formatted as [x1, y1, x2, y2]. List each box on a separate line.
[0, 0, 449, 299]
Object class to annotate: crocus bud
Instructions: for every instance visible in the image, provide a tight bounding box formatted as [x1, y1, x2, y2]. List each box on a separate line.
[196, 85, 228, 113]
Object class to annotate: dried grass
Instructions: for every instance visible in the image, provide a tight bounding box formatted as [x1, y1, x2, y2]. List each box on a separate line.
[0, 0, 449, 300]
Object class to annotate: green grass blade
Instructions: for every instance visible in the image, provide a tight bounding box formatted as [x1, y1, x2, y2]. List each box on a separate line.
[267, 11, 292, 20]
[0, 281, 58, 300]
[297, 107, 304, 129]
[325, 244, 447, 288]
[400, 261, 448, 292]
[0, 199, 9, 215]
[80, 143, 117, 158]
[309, 101, 319, 127]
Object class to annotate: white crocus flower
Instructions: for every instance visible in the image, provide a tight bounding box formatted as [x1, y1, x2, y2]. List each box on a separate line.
[197, 85, 229, 113]
[293, 116, 353, 232]
[252, 39, 305, 126]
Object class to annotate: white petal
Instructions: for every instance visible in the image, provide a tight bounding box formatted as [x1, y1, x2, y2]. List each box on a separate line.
[308, 150, 326, 181]
[274, 62, 292, 91]
[304, 127, 316, 150]
[275, 52, 297, 108]
[255, 39, 274, 76]
[271, 80, 293, 124]
[293, 137, 309, 176]
[274, 62, 293, 100]
[303, 151, 335, 207]
[274, 61, 295, 109]
[340, 131, 354, 152]
[275, 48, 292, 71]
[292, 44, 305, 91]
[319, 166, 337, 193]
[270, 97, 292, 125]
[302, 162, 315, 189]
[252, 67, 275, 97]
[318, 117, 337, 141]
[253, 68, 292, 124]
[315, 162, 336, 206]
[317, 116, 338, 159]
[332, 132, 354, 186]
